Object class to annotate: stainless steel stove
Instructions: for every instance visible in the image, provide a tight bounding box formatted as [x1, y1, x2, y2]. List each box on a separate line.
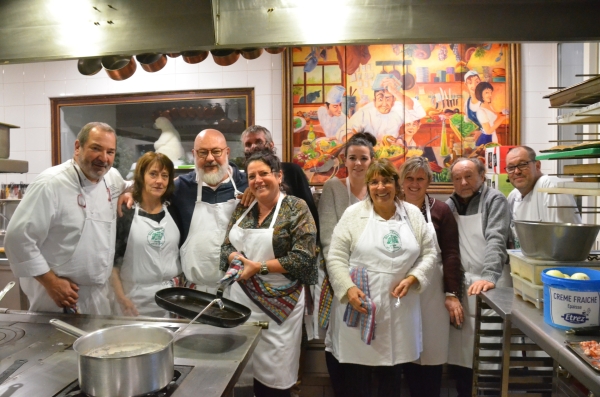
[52, 366, 193, 397]
[0, 310, 261, 397]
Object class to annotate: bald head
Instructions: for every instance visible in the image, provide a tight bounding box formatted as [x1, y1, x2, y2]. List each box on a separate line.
[193, 129, 230, 185]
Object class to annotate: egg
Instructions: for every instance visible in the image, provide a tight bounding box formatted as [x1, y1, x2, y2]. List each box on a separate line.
[570, 272, 591, 280]
[546, 270, 565, 278]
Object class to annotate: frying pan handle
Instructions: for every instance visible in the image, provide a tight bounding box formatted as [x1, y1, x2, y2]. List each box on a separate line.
[50, 319, 89, 338]
[216, 287, 224, 299]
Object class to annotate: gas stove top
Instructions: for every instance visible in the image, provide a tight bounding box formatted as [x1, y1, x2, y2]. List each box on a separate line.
[53, 366, 193, 397]
[0, 311, 262, 397]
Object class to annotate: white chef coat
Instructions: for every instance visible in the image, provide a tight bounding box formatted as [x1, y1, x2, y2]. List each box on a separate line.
[118, 204, 181, 317]
[317, 106, 347, 138]
[348, 98, 425, 141]
[180, 170, 241, 293]
[325, 202, 423, 366]
[228, 194, 305, 390]
[6, 160, 126, 313]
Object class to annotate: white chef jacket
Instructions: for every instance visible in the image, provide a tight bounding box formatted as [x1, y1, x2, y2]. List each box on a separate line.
[507, 175, 581, 224]
[6, 160, 127, 278]
[317, 106, 347, 138]
[348, 98, 425, 141]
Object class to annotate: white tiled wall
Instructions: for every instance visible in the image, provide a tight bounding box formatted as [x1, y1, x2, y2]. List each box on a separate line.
[520, 43, 558, 175]
[0, 52, 284, 184]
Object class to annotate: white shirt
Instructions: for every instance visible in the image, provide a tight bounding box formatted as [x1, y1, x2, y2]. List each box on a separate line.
[6, 160, 127, 278]
[348, 99, 425, 140]
[317, 106, 347, 138]
[507, 175, 582, 224]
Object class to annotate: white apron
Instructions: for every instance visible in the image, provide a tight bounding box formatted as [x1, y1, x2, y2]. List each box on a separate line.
[447, 194, 511, 368]
[229, 194, 305, 390]
[118, 204, 181, 317]
[307, 179, 361, 340]
[326, 202, 422, 366]
[180, 172, 241, 292]
[415, 198, 450, 365]
[21, 164, 116, 315]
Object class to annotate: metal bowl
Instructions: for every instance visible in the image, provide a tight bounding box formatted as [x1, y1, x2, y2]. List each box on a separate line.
[514, 221, 600, 261]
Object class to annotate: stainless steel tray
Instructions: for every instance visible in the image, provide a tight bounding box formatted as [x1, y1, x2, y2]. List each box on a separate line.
[565, 340, 600, 372]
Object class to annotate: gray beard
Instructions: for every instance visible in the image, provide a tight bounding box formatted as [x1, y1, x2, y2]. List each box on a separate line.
[196, 158, 229, 186]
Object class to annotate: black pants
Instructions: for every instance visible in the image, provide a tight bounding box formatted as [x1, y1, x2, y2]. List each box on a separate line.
[448, 364, 473, 397]
[326, 351, 404, 397]
[403, 363, 443, 397]
[254, 378, 291, 397]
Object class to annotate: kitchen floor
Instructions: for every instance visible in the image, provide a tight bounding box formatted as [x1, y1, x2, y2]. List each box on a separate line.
[296, 373, 459, 397]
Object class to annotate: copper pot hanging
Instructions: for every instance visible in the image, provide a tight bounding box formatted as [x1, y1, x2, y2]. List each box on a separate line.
[181, 51, 209, 64]
[77, 57, 102, 76]
[136, 53, 167, 73]
[101, 56, 137, 81]
[240, 48, 263, 60]
[167, 53, 181, 58]
[210, 49, 240, 66]
[265, 47, 286, 55]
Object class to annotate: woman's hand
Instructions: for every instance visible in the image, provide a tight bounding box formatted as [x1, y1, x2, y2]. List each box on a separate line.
[236, 257, 261, 281]
[117, 297, 139, 317]
[445, 296, 464, 326]
[392, 275, 418, 299]
[228, 251, 244, 264]
[347, 286, 368, 314]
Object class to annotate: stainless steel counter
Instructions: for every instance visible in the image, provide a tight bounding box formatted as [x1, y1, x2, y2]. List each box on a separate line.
[482, 289, 600, 396]
[0, 310, 262, 397]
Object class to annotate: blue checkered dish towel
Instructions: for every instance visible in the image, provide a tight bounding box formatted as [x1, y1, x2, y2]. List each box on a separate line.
[343, 266, 376, 345]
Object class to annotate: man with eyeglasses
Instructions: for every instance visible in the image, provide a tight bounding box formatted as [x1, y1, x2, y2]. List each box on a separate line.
[506, 146, 581, 247]
[445, 157, 512, 397]
[168, 129, 248, 293]
[6, 122, 128, 315]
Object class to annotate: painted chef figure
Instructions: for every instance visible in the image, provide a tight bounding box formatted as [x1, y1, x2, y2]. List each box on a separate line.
[168, 129, 248, 292]
[348, 74, 426, 141]
[317, 85, 348, 138]
[5, 122, 128, 315]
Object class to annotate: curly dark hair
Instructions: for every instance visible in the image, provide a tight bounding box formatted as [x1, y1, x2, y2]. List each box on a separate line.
[344, 131, 377, 158]
[132, 152, 175, 204]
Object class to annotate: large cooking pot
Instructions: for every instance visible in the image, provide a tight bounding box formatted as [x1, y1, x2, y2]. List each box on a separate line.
[101, 56, 137, 81]
[265, 47, 286, 55]
[50, 319, 174, 397]
[241, 48, 264, 60]
[181, 50, 209, 64]
[211, 49, 240, 66]
[136, 53, 167, 73]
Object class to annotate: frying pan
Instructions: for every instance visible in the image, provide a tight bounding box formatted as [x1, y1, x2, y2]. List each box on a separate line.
[156, 287, 251, 328]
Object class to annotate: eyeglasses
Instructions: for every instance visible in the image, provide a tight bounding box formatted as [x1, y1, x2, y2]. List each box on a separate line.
[368, 178, 395, 188]
[248, 171, 276, 181]
[505, 161, 534, 174]
[194, 148, 227, 159]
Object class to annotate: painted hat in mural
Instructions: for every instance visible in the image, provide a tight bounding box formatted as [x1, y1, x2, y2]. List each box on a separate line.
[464, 70, 480, 81]
[372, 73, 402, 92]
[326, 85, 345, 104]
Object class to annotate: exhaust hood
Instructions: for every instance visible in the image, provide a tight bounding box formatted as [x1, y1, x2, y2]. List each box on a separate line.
[0, 123, 28, 174]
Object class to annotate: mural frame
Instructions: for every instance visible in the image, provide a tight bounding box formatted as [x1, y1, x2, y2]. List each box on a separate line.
[283, 44, 521, 194]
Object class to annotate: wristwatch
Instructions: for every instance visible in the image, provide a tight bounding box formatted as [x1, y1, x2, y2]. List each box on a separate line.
[259, 261, 269, 275]
[445, 292, 457, 297]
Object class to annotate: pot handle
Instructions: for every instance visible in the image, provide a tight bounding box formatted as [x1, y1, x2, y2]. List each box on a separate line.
[50, 319, 89, 338]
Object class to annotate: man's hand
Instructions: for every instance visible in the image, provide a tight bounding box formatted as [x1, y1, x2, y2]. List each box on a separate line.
[35, 271, 79, 309]
[393, 275, 418, 299]
[468, 280, 495, 296]
[117, 192, 134, 217]
[238, 189, 255, 207]
[347, 286, 367, 314]
[445, 296, 464, 326]
[117, 297, 139, 317]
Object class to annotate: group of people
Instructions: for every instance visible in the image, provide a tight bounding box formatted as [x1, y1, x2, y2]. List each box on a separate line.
[5, 118, 581, 396]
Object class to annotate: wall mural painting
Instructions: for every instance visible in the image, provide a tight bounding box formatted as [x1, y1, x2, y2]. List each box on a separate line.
[290, 44, 513, 186]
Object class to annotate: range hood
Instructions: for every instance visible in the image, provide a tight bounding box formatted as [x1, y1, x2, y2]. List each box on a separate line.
[0, 123, 28, 174]
[0, 0, 600, 64]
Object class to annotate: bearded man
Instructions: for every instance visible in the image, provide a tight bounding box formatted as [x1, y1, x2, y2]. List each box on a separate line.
[168, 129, 248, 292]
